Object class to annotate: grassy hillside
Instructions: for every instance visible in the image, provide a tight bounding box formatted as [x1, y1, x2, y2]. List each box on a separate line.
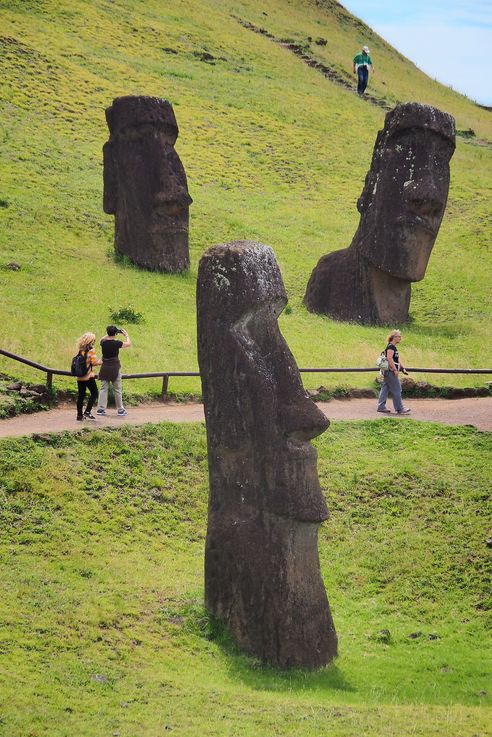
[0, 0, 491, 397]
[0, 420, 490, 736]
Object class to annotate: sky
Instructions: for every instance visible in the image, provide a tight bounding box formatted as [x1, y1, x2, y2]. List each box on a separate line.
[342, 0, 492, 106]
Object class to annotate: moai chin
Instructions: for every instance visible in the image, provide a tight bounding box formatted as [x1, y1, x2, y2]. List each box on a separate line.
[304, 103, 456, 325]
[197, 240, 337, 669]
[103, 96, 192, 272]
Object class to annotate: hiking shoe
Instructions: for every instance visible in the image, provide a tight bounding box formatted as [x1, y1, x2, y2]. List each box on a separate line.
[377, 408, 391, 414]
[117, 409, 128, 417]
[397, 408, 411, 415]
[84, 412, 96, 420]
[76, 415, 84, 421]
[96, 408, 106, 416]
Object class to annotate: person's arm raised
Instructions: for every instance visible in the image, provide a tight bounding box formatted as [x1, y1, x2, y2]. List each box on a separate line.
[121, 329, 132, 348]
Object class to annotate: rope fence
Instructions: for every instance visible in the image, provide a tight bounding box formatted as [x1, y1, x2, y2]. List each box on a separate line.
[1, 348, 491, 398]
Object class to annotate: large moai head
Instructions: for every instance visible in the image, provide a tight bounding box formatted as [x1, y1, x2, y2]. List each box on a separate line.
[197, 241, 337, 669]
[356, 103, 455, 281]
[103, 96, 192, 272]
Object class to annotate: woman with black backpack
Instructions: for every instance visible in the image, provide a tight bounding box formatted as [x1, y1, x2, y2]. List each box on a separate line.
[74, 332, 102, 421]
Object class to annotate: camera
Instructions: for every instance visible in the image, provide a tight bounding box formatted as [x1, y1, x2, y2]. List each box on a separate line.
[116, 328, 124, 335]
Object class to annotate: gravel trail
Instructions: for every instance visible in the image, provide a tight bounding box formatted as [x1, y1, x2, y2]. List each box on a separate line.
[0, 397, 490, 438]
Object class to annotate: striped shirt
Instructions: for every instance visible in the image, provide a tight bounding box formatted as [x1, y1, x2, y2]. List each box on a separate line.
[77, 347, 98, 381]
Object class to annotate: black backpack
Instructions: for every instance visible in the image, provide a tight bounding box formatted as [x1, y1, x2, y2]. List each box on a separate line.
[71, 351, 88, 377]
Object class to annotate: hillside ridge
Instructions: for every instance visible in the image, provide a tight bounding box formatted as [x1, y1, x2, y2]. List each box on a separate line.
[0, 0, 491, 396]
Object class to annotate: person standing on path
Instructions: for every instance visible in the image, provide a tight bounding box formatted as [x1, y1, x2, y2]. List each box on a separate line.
[75, 332, 101, 421]
[353, 45, 374, 95]
[96, 325, 132, 417]
[377, 329, 411, 415]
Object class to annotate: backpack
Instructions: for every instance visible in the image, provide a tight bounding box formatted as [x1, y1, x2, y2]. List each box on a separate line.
[71, 351, 89, 377]
[376, 351, 389, 371]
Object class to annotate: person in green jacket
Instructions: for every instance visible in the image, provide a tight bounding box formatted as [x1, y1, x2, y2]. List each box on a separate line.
[353, 45, 374, 95]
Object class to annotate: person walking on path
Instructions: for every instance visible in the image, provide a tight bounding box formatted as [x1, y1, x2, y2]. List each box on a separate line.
[353, 45, 374, 95]
[96, 325, 132, 417]
[377, 329, 411, 415]
[75, 332, 101, 421]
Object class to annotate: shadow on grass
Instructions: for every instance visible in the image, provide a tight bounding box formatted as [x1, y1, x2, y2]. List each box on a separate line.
[106, 247, 197, 283]
[173, 596, 355, 695]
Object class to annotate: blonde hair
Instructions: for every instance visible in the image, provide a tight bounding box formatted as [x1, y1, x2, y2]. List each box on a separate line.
[387, 329, 401, 343]
[77, 332, 96, 352]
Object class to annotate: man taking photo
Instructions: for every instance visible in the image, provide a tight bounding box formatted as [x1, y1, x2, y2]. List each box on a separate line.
[96, 325, 132, 417]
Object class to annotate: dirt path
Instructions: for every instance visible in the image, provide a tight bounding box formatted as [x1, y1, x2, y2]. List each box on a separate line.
[0, 397, 490, 438]
[235, 16, 391, 111]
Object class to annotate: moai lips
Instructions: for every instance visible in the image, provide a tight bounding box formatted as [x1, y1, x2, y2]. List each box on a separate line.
[103, 96, 192, 272]
[197, 240, 337, 669]
[304, 103, 455, 325]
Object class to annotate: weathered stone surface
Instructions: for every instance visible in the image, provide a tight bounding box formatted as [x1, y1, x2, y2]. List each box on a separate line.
[400, 377, 416, 391]
[197, 240, 337, 669]
[304, 103, 455, 324]
[348, 388, 377, 398]
[103, 96, 192, 272]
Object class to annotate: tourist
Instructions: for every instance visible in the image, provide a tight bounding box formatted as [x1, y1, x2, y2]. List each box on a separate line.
[353, 45, 373, 95]
[377, 329, 411, 415]
[75, 332, 101, 421]
[96, 325, 131, 417]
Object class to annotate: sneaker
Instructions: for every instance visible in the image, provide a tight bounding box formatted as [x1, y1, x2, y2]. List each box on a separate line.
[377, 407, 391, 414]
[84, 412, 96, 420]
[76, 415, 84, 421]
[96, 408, 106, 416]
[117, 409, 128, 417]
[397, 408, 411, 415]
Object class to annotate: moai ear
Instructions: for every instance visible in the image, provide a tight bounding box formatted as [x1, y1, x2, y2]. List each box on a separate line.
[357, 129, 384, 215]
[103, 142, 117, 214]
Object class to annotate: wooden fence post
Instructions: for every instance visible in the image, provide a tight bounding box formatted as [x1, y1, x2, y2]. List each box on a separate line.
[161, 375, 169, 400]
[46, 371, 53, 393]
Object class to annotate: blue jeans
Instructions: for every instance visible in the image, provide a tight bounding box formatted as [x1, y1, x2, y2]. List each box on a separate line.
[357, 66, 369, 94]
[378, 371, 404, 413]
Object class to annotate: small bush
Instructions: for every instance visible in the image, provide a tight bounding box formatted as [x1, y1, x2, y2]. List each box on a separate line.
[110, 306, 144, 324]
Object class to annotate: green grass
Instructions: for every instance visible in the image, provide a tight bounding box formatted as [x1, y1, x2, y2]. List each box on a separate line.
[0, 420, 491, 736]
[0, 0, 491, 397]
[1, 8, 491, 734]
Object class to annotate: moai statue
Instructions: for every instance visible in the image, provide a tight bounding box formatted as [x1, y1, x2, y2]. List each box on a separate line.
[304, 103, 455, 324]
[197, 240, 337, 669]
[103, 96, 192, 272]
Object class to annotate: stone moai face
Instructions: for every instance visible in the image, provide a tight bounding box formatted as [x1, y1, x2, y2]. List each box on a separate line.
[197, 241, 337, 669]
[356, 103, 455, 281]
[103, 96, 192, 272]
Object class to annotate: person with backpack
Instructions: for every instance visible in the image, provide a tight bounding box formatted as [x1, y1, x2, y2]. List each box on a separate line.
[96, 325, 132, 417]
[73, 332, 102, 421]
[377, 329, 411, 415]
